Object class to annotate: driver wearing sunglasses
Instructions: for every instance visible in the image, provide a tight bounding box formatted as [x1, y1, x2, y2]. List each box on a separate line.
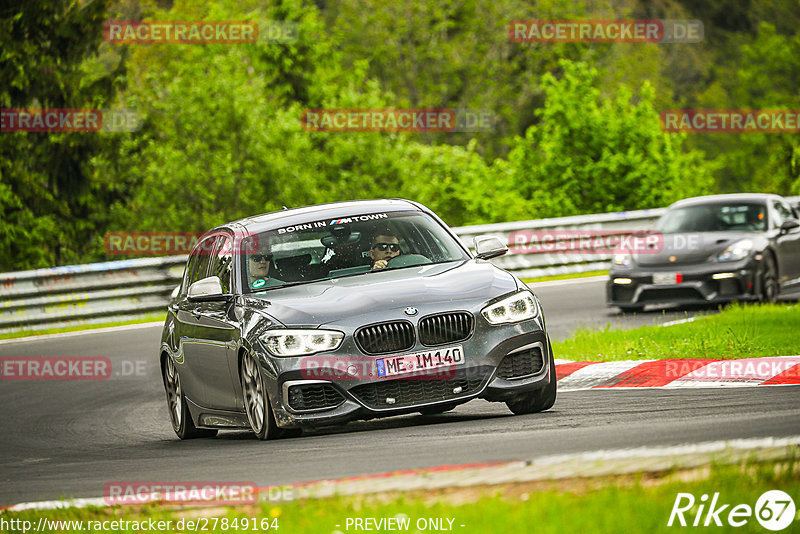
[370, 232, 401, 270]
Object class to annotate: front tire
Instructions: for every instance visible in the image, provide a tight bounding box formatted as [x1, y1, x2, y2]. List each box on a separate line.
[162, 357, 217, 439]
[240, 352, 281, 440]
[759, 254, 779, 303]
[505, 340, 557, 415]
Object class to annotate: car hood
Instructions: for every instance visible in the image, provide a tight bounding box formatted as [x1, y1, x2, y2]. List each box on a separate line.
[633, 231, 757, 267]
[242, 260, 518, 327]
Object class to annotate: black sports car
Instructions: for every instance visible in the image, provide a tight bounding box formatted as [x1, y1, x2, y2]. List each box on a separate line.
[160, 199, 556, 440]
[607, 193, 800, 312]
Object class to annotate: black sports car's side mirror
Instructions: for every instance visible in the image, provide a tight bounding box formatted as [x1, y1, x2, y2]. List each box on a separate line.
[779, 219, 800, 234]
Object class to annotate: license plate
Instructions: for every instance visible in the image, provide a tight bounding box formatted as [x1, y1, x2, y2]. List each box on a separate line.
[653, 272, 681, 285]
[377, 345, 464, 378]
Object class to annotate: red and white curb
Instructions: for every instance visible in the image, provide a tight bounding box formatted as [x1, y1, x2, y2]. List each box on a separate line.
[554, 355, 800, 391]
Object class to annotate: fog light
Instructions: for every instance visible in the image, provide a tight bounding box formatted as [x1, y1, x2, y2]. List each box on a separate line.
[613, 278, 633, 285]
[712, 272, 735, 280]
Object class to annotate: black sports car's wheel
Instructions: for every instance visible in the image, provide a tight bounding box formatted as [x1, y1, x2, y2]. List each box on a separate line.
[759, 254, 779, 303]
[506, 340, 557, 415]
[240, 352, 280, 440]
[162, 357, 217, 439]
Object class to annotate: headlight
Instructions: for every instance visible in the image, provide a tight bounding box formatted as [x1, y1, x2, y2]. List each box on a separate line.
[717, 239, 754, 262]
[260, 329, 344, 357]
[481, 291, 539, 325]
[613, 253, 632, 267]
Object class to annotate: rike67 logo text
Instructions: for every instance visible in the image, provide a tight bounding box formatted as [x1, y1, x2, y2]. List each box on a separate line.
[668, 490, 796, 531]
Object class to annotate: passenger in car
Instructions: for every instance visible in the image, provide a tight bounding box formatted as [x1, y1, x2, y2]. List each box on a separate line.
[247, 244, 283, 290]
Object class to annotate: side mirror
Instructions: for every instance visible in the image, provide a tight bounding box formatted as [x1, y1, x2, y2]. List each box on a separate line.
[187, 276, 226, 301]
[780, 219, 800, 234]
[474, 236, 508, 260]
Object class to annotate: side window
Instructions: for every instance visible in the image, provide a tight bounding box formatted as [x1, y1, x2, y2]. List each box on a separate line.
[187, 236, 217, 288]
[182, 253, 200, 296]
[773, 201, 793, 227]
[210, 236, 233, 294]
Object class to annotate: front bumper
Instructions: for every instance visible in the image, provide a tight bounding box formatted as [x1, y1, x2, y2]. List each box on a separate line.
[606, 259, 759, 308]
[262, 314, 551, 428]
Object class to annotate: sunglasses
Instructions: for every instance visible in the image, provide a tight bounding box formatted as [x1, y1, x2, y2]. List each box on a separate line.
[372, 242, 401, 252]
[250, 254, 273, 262]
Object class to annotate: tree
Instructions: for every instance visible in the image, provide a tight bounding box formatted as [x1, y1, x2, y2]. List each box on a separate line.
[500, 60, 715, 220]
[0, 0, 125, 270]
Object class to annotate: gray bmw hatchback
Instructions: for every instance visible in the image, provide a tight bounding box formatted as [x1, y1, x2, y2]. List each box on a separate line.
[160, 199, 555, 440]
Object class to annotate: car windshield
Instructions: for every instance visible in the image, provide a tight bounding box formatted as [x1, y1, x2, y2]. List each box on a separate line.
[241, 211, 469, 292]
[655, 203, 768, 233]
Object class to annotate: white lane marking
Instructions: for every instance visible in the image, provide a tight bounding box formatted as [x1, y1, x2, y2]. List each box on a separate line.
[557, 360, 651, 390]
[0, 322, 164, 346]
[660, 316, 698, 327]
[6, 436, 800, 512]
[531, 436, 800, 464]
[527, 275, 607, 288]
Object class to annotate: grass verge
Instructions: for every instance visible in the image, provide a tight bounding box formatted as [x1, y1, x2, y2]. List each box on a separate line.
[553, 302, 800, 361]
[3, 457, 798, 533]
[0, 313, 167, 341]
[522, 269, 607, 284]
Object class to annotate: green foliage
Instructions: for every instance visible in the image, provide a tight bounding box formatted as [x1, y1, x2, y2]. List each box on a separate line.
[2, 0, 800, 271]
[500, 60, 715, 219]
[0, 0, 125, 270]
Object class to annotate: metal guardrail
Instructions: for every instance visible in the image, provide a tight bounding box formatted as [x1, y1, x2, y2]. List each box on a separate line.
[2, 197, 798, 333]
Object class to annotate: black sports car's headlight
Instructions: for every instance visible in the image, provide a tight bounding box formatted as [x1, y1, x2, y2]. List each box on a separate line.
[717, 239, 754, 262]
[613, 252, 632, 267]
[261, 329, 344, 357]
[481, 290, 539, 325]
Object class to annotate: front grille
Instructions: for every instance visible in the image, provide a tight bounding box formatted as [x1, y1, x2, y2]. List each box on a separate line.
[639, 288, 702, 302]
[496, 346, 544, 379]
[418, 312, 474, 346]
[349, 369, 489, 409]
[355, 321, 415, 355]
[286, 383, 345, 411]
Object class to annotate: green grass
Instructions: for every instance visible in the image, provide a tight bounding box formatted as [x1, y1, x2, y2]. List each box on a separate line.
[553, 303, 800, 361]
[3, 458, 798, 533]
[0, 313, 167, 341]
[522, 269, 608, 284]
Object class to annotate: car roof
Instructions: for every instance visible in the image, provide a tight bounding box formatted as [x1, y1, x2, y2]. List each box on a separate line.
[218, 199, 424, 235]
[669, 193, 784, 209]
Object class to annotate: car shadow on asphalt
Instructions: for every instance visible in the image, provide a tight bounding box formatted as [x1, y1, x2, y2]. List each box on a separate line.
[212, 405, 515, 441]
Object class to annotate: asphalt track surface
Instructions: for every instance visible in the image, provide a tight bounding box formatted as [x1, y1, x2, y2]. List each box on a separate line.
[1, 277, 798, 506]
